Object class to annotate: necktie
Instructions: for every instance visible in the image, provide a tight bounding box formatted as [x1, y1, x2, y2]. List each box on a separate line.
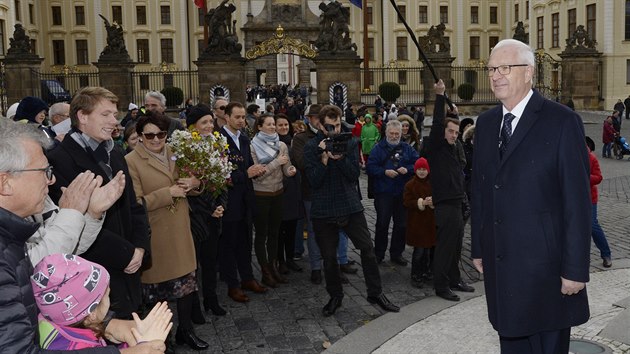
[499, 113, 515, 158]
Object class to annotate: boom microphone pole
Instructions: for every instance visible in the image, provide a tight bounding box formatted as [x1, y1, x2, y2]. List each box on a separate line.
[387, 0, 454, 110]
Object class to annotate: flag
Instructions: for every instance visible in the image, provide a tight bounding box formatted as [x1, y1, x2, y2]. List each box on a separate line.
[194, 0, 205, 9]
[350, 0, 362, 9]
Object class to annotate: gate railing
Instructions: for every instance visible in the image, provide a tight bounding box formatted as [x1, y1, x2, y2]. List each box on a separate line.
[130, 70, 198, 108]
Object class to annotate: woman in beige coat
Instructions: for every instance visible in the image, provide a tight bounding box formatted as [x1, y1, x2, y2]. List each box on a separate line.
[125, 112, 209, 351]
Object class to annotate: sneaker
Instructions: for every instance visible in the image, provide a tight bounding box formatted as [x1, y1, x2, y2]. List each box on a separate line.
[603, 257, 612, 268]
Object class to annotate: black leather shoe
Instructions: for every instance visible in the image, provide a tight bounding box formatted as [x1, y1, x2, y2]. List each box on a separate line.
[175, 326, 209, 350]
[322, 296, 343, 316]
[367, 294, 400, 312]
[340, 263, 358, 274]
[311, 270, 322, 285]
[436, 288, 460, 301]
[204, 296, 227, 316]
[390, 256, 408, 266]
[450, 281, 475, 293]
[286, 260, 303, 272]
[603, 257, 612, 268]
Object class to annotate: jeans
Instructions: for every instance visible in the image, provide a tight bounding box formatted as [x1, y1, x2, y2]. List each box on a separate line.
[303, 200, 349, 270]
[294, 217, 305, 256]
[373, 193, 407, 259]
[603, 143, 612, 158]
[591, 204, 611, 258]
[312, 212, 382, 298]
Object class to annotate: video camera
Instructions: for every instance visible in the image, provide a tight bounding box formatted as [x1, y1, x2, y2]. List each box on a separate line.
[322, 124, 352, 154]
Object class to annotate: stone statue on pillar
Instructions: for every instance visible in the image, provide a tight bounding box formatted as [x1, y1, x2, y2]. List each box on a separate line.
[418, 23, 450, 55]
[98, 14, 132, 62]
[513, 21, 529, 44]
[6, 24, 38, 59]
[314, 1, 357, 54]
[565, 25, 597, 52]
[202, 0, 243, 57]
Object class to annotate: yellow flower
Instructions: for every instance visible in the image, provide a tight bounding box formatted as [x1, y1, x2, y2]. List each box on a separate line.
[191, 131, 200, 140]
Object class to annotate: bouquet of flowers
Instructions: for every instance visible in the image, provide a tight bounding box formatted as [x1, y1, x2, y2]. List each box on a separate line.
[168, 129, 234, 197]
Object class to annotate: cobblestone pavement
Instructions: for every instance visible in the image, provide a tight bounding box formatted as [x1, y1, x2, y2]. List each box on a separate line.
[174, 111, 630, 353]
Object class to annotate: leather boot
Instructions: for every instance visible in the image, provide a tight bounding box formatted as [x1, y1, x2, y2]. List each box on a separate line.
[260, 263, 277, 288]
[190, 292, 206, 324]
[270, 261, 288, 284]
[175, 326, 209, 350]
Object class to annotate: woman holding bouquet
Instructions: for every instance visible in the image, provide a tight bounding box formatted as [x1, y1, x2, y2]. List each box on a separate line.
[184, 104, 228, 316]
[125, 112, 209, 350]
[251, 113, 297, 287]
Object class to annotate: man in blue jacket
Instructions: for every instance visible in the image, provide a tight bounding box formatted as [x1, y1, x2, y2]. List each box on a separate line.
[366, 120, 418, 265]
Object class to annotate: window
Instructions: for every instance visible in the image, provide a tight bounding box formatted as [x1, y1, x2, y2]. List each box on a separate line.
[140, 75, 149, 90]
[537, 16, 544, 49]
[28, 4, 34, 24]
[76, 40, 88, 65]
[137, 39, 149, 63]
[586, 4, 596, 41]
[52, 6, 62, 26]
[367, 37, 374, 60]
[398, 71, 407, 85]
[281, 71, 287, 83]
[396, 37, 407, 60]
[30, 39, 36, 54]
[136, 6, 146, 25]
[198, 7, 205, 26]
[161, 38, 173, 63]
[490, 6, 498, 24]
[515, 4, 519, 22]
[568, 9, 576, 37]
[112, 6, 122, 24]
[440, 6, 448, 24]
[471, 7, 478, 24]
[14, 0, 20, 22]
[0, 20, 5, 55]
[489, 36, 499, 53]
[52, 40, 65, 65]
[367, 6, 373, 25]
[79, 75, 89, 88]
[627, 60, 630, 84]
[551, 13, 559, 47]
[470, 36, 480, 59]
[163, 74, 173, 88]
[526, 1, 529, 19]
[397, 5, 406, 24]
[161, 6, 171, 25]
[75, 6, 85, 26]
[418, 6, 428, 24]
[279, 54, 286, 63]
[626, 2, 630, 40]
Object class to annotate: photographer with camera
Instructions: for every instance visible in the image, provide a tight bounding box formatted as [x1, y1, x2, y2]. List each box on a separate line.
[303, 105, 399, 317]
[366, 120, 419, 266]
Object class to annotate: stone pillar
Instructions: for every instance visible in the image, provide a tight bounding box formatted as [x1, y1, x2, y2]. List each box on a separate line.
[313, 54, 362, 106]
[421, 54, 455, 114]
[94, 62, 136, 114]
[297, 62, 311, 86]
[558, 52, 602, 110]
[195, 59, 247, 104]
[4, 57, 43, 105]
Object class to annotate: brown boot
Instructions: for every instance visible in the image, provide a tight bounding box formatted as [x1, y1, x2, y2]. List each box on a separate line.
[260, 263, 277, 288]
[241, 279, 268, 293]
[228, 287, 250, 303]
[270, 261, 288, 284]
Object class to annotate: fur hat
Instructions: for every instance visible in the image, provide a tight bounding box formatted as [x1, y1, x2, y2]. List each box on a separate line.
[186, 103, 213, 127]
[15, 96, 48, 123]
[31, 254, 110, 326]
[6, 102, 19, 120]
[414, 157, 430, 173]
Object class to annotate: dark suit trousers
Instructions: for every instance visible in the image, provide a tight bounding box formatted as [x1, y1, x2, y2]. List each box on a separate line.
[312, 212, 382, 298]
[373, 193, 407, 259]
[432, 201, 464, 290]
[219, 220, 254, 288]
[500, 328, 570, 354]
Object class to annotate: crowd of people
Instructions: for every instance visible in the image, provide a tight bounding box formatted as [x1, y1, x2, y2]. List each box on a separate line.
[0, 39, 609, 353]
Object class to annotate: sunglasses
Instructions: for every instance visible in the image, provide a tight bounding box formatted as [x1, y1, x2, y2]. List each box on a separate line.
[142, 131, 167, 140]
[8, 165, 54, 180]
[216, 105, 226, 111]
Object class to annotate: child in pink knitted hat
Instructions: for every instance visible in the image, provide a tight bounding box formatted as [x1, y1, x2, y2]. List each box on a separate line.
[31, 253, 172, 350]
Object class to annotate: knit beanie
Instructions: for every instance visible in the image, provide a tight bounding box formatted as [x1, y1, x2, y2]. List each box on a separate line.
[186, 103, 213, 127]
[31, 254, 110, 326]
[15, 96, 48, 123]
[414, 157, 430, 173]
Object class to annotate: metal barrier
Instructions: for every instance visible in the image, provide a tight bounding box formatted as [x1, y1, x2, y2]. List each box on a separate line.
[130, 70, 198, 108]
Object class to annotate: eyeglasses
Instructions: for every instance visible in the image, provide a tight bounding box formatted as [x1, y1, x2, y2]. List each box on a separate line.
[142, 131, 167, 140]
[8, 165, 54, 180]
[486, 64, 529, 77]
[216, 105, 226, 111]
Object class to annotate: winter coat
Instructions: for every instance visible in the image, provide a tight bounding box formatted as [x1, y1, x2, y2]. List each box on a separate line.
[125, 144, 197, 284]
[602, 121, 615, 144]
[402, 176, 436, 248]
[366, 140, 418, 196]
[588, 151, 602, 204]
[251, 141, 294, 195]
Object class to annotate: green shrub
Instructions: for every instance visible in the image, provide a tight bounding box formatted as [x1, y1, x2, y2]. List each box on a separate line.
[457, 83, 475, 101]
[378, 82, 401, 103]
[161, 86, 184, 107]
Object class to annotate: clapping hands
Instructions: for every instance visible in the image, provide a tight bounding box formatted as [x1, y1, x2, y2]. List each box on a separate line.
[131, 302, 173, 344]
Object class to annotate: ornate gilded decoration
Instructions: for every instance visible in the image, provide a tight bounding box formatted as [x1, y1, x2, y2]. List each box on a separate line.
[245, 25, 316, 60]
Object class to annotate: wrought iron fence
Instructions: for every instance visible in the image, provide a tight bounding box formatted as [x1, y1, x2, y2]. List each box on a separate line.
[31, 69, 100, 105]
[130, 70, 198, 108]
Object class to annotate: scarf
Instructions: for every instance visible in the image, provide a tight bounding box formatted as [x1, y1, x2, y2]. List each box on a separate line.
[251, 131, 280, 164]
[138, 143, 173, 172]
[70, 130, 114, 179]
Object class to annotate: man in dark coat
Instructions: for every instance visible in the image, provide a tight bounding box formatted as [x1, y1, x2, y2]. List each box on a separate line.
[47, 87, 150, 320]
[471, 39, 590, 353]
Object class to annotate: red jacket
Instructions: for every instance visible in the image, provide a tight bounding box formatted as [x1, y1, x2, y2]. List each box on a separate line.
[588, 151, 602, 203]
[603, 121, 615, 144]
